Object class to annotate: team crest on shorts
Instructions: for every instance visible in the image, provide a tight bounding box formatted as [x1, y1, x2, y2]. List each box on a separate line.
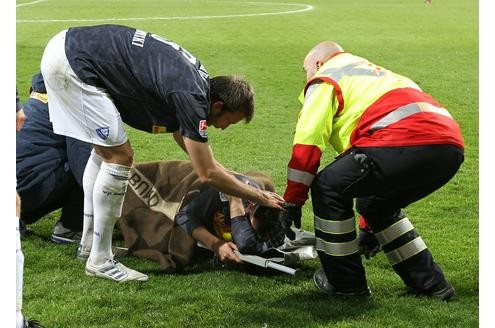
[96, 127, 110, 140]
[198, 120, 208, 138]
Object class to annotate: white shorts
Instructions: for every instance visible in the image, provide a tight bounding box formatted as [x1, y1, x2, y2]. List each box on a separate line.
[40, 30, 128, 147]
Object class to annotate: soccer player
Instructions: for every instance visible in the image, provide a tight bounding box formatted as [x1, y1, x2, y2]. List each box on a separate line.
[282, 41, 464, 300]
[40, 24, 283, 282]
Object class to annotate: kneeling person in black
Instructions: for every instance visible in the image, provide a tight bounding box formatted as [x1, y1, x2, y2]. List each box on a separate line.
[16, 73, 92, 243]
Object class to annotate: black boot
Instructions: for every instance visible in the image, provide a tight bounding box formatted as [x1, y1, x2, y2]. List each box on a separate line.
[313, 268, 371, 297]
[407, 279, 455, 301]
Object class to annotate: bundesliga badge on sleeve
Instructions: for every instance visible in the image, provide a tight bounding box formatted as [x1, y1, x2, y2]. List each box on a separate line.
[199, 120, 208, 138]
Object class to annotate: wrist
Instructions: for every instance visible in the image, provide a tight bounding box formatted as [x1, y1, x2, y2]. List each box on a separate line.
[254, 188, 265, 203]
[211, 238, 225, 252]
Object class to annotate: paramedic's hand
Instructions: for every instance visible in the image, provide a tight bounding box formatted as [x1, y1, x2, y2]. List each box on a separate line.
[214, 241, 241, 263]
[281, 203, 302, 240]
[358, 228, 381, 259]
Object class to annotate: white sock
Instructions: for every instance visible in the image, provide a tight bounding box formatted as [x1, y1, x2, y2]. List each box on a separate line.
[16, 311, 24, 328]
[80, 150, 102, 253]
[16, 218, 24, 328]
[89, 162, 131, 265]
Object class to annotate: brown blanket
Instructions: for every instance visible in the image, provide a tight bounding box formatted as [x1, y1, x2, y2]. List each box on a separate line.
[117, 160, 274, 272]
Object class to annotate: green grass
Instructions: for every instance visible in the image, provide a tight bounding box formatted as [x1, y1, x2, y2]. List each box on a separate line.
[16, 0, 478, 327]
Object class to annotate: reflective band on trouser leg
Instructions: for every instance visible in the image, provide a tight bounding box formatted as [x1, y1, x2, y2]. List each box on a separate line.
[314, 215, 355, 234]
[314, 215, 358, 256]
[313, 214, 366, 291]
[385, 237, 427, 266]
[316, 238, 358, 256]
[374, 217, 428, 266]
[374, 217, 414, 246]
[375, 217, 443, 291]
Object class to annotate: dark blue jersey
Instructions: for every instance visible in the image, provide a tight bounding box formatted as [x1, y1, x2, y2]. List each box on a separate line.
[65, 24, 210, 142]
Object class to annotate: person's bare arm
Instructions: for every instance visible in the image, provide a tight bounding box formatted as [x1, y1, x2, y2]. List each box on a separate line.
[228, 196, 245, 217]
[183, 137, 284, 208]
[173, 131, 188, 154]
[192, 226, 240, 263]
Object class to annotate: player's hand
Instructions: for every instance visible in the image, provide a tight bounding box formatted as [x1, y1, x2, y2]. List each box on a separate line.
[215, 241, 241, 263]
[358, 228, 381, 259]
[257, 190, 285, 209]
[281, 203, 302, 240]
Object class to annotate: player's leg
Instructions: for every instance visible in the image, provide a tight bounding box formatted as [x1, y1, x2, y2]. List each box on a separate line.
[16, 192, 24, 328]
[77, 149, 102, 259]
[85, 142, 148, 282]
[88, 143, 132, 264]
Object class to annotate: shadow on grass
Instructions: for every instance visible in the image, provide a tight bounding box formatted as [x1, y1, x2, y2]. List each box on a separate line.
[174, 288, 377, 327]
[271, 290, 376, 325]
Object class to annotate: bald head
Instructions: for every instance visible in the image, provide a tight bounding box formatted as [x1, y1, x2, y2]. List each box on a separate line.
[303, 41, 344, 81]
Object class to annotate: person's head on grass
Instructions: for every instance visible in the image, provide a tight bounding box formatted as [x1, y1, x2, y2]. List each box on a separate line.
[247, 203, 285, 244]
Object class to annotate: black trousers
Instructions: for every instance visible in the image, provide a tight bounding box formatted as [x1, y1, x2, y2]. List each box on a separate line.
[311, 144, 464, 292]
[19, 164, 84, 231]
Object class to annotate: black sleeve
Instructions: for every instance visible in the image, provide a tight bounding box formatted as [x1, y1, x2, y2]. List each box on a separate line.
[168, 92, 209, 143]
[175, 188, 220, 236]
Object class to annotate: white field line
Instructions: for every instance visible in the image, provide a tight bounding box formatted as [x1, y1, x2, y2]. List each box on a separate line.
[16, 0, 48, 8]
[16, 1, 314, 23]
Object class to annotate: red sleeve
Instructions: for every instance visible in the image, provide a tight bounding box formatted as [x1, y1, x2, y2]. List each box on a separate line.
[283, 144, 322, 205]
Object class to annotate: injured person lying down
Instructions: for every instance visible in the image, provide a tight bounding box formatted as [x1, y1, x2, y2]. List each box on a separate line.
[117, 160, 314, 273]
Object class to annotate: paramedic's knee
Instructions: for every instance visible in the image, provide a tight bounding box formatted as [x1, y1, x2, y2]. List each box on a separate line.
[356, 197, 402, 230]
[311, 177, 354, 220]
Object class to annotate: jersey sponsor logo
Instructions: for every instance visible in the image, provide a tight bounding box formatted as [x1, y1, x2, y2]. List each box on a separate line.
[96, 127, 110, 140]
[152, 125, 167, 133]
[199, 120, 208, 138]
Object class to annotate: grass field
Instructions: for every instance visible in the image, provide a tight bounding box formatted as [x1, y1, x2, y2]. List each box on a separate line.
[15, 0, 479, 327]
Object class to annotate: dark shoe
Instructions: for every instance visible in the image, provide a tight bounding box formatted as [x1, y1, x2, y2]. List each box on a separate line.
[24, 318, 44, 328]
[408, 280, 455, 302]
[51, 221, 82, 244]
[313, 268, 371, 297]
[19, 219, 33, 238]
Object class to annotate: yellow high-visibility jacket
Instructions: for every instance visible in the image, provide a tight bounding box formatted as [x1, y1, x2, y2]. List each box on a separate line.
[284, 52, 463, 205]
